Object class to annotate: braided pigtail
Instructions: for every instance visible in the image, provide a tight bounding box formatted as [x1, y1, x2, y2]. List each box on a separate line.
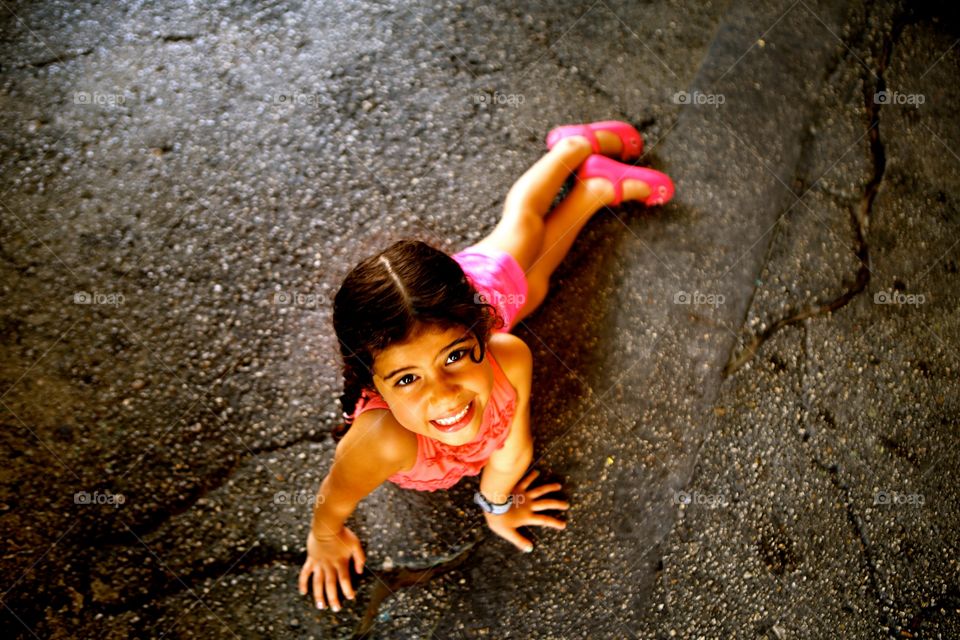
[330, 351, 372, 443]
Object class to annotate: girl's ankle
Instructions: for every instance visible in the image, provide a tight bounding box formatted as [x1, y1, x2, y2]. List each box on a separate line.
[580, 177, 616, 204]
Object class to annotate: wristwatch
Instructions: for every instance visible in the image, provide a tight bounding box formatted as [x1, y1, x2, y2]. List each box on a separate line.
[474, 490, 513, 515]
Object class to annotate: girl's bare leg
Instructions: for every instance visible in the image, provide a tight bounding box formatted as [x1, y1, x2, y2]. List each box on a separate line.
[471, 132, 650, 325]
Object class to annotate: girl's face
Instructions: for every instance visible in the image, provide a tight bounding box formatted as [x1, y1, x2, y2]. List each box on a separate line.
[372, 324, 492, 447]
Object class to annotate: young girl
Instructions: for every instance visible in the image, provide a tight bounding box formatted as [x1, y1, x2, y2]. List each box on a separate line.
[298, 120, 674, 612]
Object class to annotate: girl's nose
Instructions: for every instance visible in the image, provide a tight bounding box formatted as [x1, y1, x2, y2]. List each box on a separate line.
[430, 380, 462, 407]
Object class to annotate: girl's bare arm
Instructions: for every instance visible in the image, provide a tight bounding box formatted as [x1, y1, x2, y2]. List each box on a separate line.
[478, 335, 568, 552]
[311, 410, 417, 537]
[480, 334, 535, 504]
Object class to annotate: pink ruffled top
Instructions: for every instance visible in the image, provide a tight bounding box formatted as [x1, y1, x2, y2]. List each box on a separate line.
[347, 350, 518, 491]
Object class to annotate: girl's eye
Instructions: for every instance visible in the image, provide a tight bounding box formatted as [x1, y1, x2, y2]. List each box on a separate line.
[396, 347, 472, 387]
[447, 348, 469, 364]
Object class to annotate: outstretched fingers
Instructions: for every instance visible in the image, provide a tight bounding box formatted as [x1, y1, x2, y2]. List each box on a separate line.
[324, 567, 344, 611]
[313, 567, 325, 609]
[527, 482, 563, 499]
[298, 562, 310, 596]
[338, 562, 355, 601]
[531, 498, 570, 512]
[516, 469, 540, 492]
[352, 545, 365, 575]
[530, 514, 567, 530]
[502, 527, 534, 553]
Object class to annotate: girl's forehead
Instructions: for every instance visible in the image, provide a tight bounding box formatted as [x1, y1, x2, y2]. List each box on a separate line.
[374, 325, 471, 368]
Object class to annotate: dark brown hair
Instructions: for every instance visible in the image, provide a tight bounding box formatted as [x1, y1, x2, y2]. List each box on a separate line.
[330, 240, 504, 442]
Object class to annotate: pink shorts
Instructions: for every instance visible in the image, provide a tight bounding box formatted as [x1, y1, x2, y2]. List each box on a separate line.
[452, 245, 529, 333]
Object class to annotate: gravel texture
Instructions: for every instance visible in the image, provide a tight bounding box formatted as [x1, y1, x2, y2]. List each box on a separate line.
[1, 1, 957, 638]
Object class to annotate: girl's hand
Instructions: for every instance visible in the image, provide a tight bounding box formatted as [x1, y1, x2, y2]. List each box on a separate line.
[482, 470, 569, 552]
[298, 526, 365, 612]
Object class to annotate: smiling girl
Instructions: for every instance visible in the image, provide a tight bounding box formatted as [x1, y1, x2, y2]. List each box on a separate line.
[298, 120, 674, 612]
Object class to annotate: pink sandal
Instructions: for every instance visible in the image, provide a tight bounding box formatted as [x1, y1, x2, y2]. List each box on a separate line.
[546, 120, 643, 161]
[576, 154, 674, 206]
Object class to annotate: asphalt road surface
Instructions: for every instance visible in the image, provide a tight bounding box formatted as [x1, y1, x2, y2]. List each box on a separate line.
[1, 1, 957, 638]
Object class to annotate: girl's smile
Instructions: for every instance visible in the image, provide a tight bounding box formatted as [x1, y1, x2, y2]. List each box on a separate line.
[429, 398, 477, 432]
[371, 324, 493, 446]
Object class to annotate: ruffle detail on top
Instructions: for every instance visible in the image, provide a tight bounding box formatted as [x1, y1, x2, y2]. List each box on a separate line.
[392, 380, 516, 491]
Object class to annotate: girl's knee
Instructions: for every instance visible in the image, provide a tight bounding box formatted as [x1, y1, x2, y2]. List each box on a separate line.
[493, 212, 543, 272]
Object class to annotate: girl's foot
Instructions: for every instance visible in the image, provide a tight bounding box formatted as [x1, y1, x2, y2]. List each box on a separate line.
[581, 176, 652, 204]
[576, 154, 674, 206]
[546, 120, 643, 161]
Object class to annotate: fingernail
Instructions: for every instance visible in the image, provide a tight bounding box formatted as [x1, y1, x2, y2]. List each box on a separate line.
[524, 545, 533, 553]
[317, 602, 324, 610]
[332, 605, 340, 612]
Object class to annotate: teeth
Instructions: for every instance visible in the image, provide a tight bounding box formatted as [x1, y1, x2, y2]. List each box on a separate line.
[434, 402, 470, 425]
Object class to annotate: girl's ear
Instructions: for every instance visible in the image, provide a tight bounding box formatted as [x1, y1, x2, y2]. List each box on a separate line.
[371, 372, 385, 396]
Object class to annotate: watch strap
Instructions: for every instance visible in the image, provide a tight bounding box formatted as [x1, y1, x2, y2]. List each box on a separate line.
[474, 491, 513, 514]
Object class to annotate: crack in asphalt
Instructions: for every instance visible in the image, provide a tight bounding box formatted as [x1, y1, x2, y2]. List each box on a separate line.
[797, 320, 897, 633]
[351, 540, 478, 639]
[18, 47, 93, 69]
[723, 1, 904, 378]
[745, 4, 928, 636]
[793, 9, 919, 627]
